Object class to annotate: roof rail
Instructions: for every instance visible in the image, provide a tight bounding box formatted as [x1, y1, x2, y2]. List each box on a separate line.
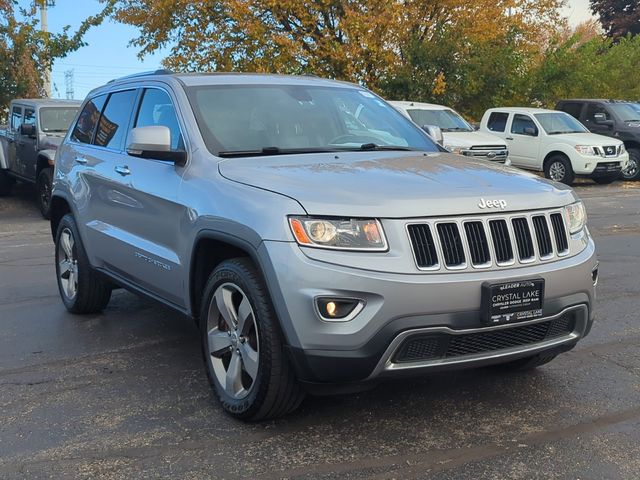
[108, 69, 174, 84]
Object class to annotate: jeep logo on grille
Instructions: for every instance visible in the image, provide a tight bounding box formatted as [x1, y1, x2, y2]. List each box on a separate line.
[478, 198, 507, 209]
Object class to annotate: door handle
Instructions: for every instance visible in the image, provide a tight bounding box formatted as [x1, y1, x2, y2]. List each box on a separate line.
[74, 156, 88, 164]
[115, 165, 131, 176]
[506, 137, 514, 141]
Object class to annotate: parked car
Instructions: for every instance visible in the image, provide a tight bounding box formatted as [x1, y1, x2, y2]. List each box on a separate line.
[390, 101, 510, 165]
[556, 99, 640, 181]
[0, 99, 81, 217]
[51, 71, 597, 420]
[480, 107, 629, 185]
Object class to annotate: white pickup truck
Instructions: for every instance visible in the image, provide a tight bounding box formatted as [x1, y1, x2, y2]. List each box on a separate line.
[390, 101, 510, 165]
[0, 98, 80, 218]
[480, 107, 629, 185]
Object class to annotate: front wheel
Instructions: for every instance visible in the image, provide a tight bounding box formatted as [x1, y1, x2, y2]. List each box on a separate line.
[200, 258, 304, 421]
[620, 148, 640, 181]
[544, 156, 575, 185]
[55, 214, 112, 314]
[37, 168, 53, 219]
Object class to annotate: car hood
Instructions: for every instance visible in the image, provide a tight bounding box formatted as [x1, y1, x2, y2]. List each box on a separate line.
[442, 131, 506, 148]
[218, 151, 577, 217]
[551, 132, 623, 146]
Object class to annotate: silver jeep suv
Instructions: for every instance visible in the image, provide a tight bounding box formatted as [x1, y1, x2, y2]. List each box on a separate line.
[51, 71, 597, 420]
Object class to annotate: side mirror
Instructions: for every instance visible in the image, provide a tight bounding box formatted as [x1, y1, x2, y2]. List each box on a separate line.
[524, 126, 538, 136]
[593, 113, 613, 126]
[126, 126, 186, 165]
[422, 125, 444, 146]
[20, 123, 36, 137]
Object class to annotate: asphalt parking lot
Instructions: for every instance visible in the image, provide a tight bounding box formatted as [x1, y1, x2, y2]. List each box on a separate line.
[1, 180, 639, 480]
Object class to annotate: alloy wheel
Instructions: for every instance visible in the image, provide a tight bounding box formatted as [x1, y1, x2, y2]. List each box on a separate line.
[57, 228, 78, 300]
[621, 157, 639, 180]
[206, 282, 259, 399]
[549, 161, 565, 182]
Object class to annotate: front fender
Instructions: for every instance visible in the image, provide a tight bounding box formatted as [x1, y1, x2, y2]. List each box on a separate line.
[39, 149, 57, 165]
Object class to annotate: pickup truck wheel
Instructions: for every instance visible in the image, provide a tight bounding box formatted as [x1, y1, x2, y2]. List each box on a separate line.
[544, 156, 574, 185]
[620, 148, 640, 180]
[200, 258, 304, 421]
[55, 214, 112, 314]
[0, 169, 14, 196]
[37, 168, 53, 219]
[496, 352, 558, 371]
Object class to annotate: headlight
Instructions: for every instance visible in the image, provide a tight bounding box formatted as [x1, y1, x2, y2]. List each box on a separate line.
[619, 144, 626, 155]
[563, 201, 587, 234]
[444, 145, 465, 155]
[289, 217, 387, 251]
[574, 145, 597, 156]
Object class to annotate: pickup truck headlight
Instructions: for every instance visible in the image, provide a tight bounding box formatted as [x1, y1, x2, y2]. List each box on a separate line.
[574, 145, 598, 156]
[289, 217, 387, 251]
[563, 201, 587, 234]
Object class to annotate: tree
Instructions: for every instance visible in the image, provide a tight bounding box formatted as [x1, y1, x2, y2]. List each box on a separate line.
[0, 0, 114, 109]
[590, 0, 640, 39]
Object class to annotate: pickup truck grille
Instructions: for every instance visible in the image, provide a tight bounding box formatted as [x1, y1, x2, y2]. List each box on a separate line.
[407, 209, 570, 271]
[460, 145, 509, 164]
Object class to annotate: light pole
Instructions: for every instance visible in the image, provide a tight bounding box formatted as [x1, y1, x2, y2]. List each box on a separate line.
[37, 0, 56, 97]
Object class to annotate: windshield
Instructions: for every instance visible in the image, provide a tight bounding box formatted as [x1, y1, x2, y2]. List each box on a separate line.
[39, 107, 79, 132]
[186, 84, 439, 156]
[406, 108, 473, 132]
[534, 112, 588, 134]
[610, 103, 640, 122]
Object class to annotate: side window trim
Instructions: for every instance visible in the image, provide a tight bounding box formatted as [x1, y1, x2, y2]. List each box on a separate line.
[69, 94, 108, 146]
[92, 88, 141, 152]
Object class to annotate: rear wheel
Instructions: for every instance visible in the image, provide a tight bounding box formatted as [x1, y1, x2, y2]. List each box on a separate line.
[497, 352, 558, 371]
[200, 258, 304, 421]
[55, 214, 112, 314]
[0, 169, 14, 196]
[620, 148, 640, 180]
[37, 167, 53, 219]
[544, 155, 574, 185]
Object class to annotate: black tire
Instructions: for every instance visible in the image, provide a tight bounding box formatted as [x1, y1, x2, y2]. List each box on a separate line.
[497, 352, 558, 371]
[544, 155, 575, 185]
[54, 214, 112, 314]
[37, 168, 53, 219]
[200, 257, 304, 421]
[0, 169, 14, 196]
[593, 176, 617, 185]
[620, 148, 640, 181]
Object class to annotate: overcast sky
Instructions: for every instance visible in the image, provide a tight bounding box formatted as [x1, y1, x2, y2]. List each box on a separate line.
[37, 0, 598, 100]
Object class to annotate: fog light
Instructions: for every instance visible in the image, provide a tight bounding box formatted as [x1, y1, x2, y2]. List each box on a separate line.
[316, 297, 364, 321]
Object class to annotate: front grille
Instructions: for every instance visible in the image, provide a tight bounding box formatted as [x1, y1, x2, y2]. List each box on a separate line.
[512, 218, 535, 261]
[550, 213, 569, 253]
[532, 215, 553, 257]
[393, 316, 576, 363]
[437, 223, 465, 267]
[407, 209, 570, 271]
[464, 221, 490, 266]
[489, 219, 514, 264]
[463, 145, 509, 163]
[407, 224, 438, 268]
[603, 145, 618, 157]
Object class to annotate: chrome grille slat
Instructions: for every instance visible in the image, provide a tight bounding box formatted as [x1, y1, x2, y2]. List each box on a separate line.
[406, 209, 571, 272]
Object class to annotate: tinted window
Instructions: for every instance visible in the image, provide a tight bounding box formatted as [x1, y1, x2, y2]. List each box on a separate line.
[71, 95, 107, 144]
[608, 103, 640, 122]
[23, 109, 36, 126]
[558, 102, 583, 119]
[186, 85, 438, 155]
[135, 89, 184, 150]
[94, 90, 137, 150]
[10, 106, 22, 131]
[585, 103, 609, 123]
[511, 114, 538, 136]
[407, 109, 473, 132]
[487, 112, 509, 132]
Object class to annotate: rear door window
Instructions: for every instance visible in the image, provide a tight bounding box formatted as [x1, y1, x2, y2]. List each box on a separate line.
[94, 90, 138, 150]
[487, 112, 509, 132]
[10, 106, 22, 132]
[134, 88, 184, 150]
[559, 102, 583, 120]
[71, 95, 107, 144]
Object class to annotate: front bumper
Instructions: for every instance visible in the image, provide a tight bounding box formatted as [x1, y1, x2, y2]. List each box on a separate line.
[259, 238, 597, 385]
[573, 152, 629, 176]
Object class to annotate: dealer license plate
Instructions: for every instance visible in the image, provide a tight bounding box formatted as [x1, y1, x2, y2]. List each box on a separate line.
[482, 279, 545, 325]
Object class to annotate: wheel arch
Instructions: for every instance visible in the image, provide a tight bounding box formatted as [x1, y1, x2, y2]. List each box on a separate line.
[623, 140, 640, 152]
[49, 193, 72, 240]
[543, 150, 571, 170]
[36, 150, 55, 177]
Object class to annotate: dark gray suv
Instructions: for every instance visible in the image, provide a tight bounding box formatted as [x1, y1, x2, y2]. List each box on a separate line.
[51, 72, 598, 420]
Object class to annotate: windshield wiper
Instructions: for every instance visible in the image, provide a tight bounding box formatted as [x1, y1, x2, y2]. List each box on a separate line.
[358, 143, 412, 151]
[218, 146, 341, 158]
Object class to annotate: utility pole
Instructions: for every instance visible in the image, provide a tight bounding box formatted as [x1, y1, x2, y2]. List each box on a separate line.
[64, 69, 74, 99]
[38, 1, 56, 97]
